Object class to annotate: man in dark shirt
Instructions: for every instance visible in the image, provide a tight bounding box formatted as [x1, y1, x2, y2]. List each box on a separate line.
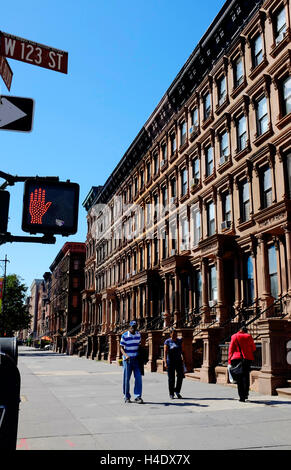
[163, 328, 185, 399]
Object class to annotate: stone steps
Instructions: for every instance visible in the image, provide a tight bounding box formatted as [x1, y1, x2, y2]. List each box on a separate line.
[276, 380, 291, 399]
[185, 368, 201, 381]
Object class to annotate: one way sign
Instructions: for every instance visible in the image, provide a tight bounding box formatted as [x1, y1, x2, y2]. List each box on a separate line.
[0, 95, 34, 132]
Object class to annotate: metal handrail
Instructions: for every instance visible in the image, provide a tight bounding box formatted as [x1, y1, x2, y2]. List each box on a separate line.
[219, 293, 290, 345]
[66, 323, 82, 337]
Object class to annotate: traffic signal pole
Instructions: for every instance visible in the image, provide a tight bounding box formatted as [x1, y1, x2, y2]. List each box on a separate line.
[0, 233, 56, 245]
[0, 171, 79, 245]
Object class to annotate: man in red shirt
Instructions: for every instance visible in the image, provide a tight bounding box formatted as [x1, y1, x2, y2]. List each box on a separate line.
[228, 325, 256, 402]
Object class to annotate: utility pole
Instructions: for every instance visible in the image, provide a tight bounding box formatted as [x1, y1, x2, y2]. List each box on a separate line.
[0, 254, 10, 336]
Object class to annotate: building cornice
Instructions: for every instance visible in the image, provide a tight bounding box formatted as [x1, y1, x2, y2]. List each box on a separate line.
[90, 0, 264, 209]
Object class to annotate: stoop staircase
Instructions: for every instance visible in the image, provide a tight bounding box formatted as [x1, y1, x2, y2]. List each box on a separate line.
[276, 381, 291, 399]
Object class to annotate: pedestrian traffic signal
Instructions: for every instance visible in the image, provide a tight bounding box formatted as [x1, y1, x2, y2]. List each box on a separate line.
[0, 191, 10, 234]
[21, 179, 79, 235]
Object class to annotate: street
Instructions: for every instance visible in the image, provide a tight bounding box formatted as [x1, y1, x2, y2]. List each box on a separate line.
[17, 346, 291, 451]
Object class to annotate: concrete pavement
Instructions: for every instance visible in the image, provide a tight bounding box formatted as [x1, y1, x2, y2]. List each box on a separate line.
[16, 346, 291, 451]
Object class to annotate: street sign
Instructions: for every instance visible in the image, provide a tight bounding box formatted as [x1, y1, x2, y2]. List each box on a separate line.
[0, 96, 34, 132]
[0, 57, 13, 91]
[0, 32, 68, 74]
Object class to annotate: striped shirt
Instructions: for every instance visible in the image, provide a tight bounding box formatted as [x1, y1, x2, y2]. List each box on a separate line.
[120, 330, 141, 358]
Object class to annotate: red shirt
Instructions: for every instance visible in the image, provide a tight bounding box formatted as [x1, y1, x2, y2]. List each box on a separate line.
[228, 331, 256, 364]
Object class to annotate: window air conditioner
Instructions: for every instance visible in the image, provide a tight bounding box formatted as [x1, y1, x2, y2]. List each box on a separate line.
[221, 220, 231, 230]
[276, 31, 286, 45]
[220, 154, 229, 165]
[190, 178, 199, 186]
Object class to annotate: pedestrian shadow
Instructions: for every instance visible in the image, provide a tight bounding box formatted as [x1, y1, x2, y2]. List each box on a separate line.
[247, 399, 291, 406]
[18, 351, 67, 358]
[144, 400, 208, 408]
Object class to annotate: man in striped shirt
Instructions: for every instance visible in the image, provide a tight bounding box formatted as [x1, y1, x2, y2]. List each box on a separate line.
[120, 320, 143, 404]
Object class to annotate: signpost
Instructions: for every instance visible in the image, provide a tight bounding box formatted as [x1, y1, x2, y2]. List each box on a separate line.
[0, 96, 34, 132]
[0, 57, 13, 90]
[0, 32, 68, 74]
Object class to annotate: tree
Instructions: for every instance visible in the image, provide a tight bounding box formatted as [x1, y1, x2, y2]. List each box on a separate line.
[0, 274, 31, 337]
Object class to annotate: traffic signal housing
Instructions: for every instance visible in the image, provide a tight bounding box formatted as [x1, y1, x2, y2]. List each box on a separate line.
[21, 179, 79, 236]
[0, 191, 10, 234]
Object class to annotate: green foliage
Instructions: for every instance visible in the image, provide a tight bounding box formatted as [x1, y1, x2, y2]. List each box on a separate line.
[0, 274, 31, 337]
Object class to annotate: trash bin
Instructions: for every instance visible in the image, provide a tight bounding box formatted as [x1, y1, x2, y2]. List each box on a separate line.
[0, 337, 18, 364]
[0, 338, 21, 450]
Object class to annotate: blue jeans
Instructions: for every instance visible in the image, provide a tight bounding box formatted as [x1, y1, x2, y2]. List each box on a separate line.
[123, 356, 142, 399]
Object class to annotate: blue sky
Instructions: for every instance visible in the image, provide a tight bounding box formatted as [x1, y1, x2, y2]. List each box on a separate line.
[0, 0, 225, 289]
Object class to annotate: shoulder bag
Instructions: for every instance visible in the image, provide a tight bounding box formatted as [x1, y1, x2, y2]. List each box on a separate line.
[229, 337, 245, 378]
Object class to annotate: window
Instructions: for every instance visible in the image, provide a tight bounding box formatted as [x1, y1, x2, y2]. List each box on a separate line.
[222, 192, 231, 224]
[180, 121, 187, 146]
[147, 243, 151, 268]
[205, 146, 214, 177]
[256, 96, 269, 136]
[128, 184, 132, 202]
[193, 207, 201, 246]
[146, 162, 151, 182]
[218, 76, 227, 106]
[154, 237, 159, 265]
[146, 202, 151, 225]
[162, 143, 167, 161]
[73, 260, 80, 270]
[153, 193, 159, 219]
[140, 170, 144, 188]
[192, 157, 200, 181]
[268, 245, 278, 299]
[171, 178, 176, 198]
[219, 131, 229, 164]
[72, 277, 79, 288]
[275, 7, 287, 45]
[140, 247, 144, 271]
[181, 168, 188, 196]
[252, 34, 263, 68]
[72, 295, 78, 308]
[234, 56, 244, 87]
[240, 179, 250, 222]
[134, 177, 138, 195]
[195, 271, 202, 309]
[181, 218, 189, 248]
[281, 76, 291, 116]
[170, 225, 177, 253]
[203, 93, 211, 120]
[237, 115, 247, 151]
[244, 255, 254, 306]
[162, 232, 168, 259]
[207, 201, 215, 236]
[162, 185, 167, 208]
[191, 107, 199, 127]
[153, 152, 159, 175]
[170, 133, 176, 155]
[209, 265, 217, 302]
[261, 166, 272, 208]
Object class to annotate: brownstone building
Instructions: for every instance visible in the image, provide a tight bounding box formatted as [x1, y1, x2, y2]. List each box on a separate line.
[35, 272, 51, 342]
[49, 242, 85, 353]
[75, 0, 291, 395]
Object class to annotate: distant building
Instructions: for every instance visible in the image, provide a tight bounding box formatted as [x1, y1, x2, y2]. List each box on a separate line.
[28, 279, 43, 343]
[49, 242, 85, 353]
[36, 272, 52, 341]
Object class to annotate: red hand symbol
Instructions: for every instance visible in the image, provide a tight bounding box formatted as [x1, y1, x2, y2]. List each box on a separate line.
[29, 188, 52, 224]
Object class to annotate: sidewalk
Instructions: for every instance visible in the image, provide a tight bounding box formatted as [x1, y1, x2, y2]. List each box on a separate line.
[16, 347, 291, 451]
